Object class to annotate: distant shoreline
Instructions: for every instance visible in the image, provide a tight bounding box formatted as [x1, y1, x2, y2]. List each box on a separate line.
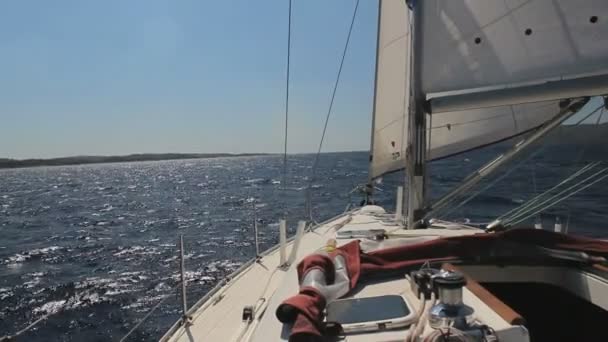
[0, 153, 270, 170]
[2, 123, 605, 170]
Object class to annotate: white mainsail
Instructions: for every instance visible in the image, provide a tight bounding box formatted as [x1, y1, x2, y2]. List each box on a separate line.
[369, 0, 608, 180]
[427, 100, 559, 161]
[369, 0, 411, 180]
[419, 0, 608, 94]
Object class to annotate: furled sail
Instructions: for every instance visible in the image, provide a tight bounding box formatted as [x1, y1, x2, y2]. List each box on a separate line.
[369, 0, 608, 180]
[418, 0, 608, 94]
[369, 0, 411, 179]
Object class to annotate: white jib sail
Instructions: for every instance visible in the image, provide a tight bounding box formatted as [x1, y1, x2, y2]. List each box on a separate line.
[369, 0, 411, 180]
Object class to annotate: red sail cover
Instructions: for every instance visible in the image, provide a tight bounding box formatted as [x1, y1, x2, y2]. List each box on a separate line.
[275, 229, 608, 341]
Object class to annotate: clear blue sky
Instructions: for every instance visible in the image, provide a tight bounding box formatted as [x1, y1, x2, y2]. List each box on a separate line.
[0, 0, 378, 159]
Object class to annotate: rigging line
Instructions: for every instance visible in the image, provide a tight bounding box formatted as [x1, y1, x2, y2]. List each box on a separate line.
[436, 143, 549, 219]
[120, 294, 172, 342]
[442, 150, 541, 217]
[434, 126, 555, 219]
[532, 155, 537, 197]
[497, 162, 599, 220]
[509, 167, 608, 227]
[434, 102, 603, 219]
[426, 113, 433, 206]
[0, 307, 62, 341]
[232, 266, 281, 341]
[496, 103, 605, 220]
[434, 130, 552, 219]
[531, 153, 540, 223]
[570, 99, 604, 125]
[500, 125, 600, 222]
[403, 0, 414, 208]
[595, 107, 605, 125]
[504, 165, 608, 226]
[510, 105, 519, 132]
[306, 0, 360, 222]
[429, 111, 521, 130]
[281, 0, 292, 216]
[440, 102, 602, 220]
[565, 208, 572, 234]
[504, 168, 608, 225]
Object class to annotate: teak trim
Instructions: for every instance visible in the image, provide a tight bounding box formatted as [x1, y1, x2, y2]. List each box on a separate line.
[441, 263, 526, 326]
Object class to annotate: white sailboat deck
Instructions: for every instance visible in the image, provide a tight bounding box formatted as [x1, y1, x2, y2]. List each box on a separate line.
[162, 206, 529, 342]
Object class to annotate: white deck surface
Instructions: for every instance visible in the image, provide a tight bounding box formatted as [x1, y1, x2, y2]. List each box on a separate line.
[162, 206, 529, 342]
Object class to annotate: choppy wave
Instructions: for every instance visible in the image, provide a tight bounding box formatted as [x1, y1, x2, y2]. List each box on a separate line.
[1, 150, 607, 340]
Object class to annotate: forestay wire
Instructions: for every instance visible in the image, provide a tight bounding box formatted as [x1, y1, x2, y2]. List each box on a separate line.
[281, 0, 292, 217]
[306, 0, 360, 223]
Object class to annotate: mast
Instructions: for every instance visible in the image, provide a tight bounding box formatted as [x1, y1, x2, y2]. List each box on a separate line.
[406, 1, 427, 228]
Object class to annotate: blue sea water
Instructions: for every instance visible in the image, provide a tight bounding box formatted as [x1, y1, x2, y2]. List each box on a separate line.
[1, 146, 607, 341]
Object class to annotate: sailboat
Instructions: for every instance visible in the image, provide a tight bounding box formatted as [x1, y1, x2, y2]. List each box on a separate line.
[158, 1, 608, 341]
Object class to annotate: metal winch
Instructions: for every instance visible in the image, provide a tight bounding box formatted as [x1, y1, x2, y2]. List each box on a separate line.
[410, 267, 440, 299]
[428, 269, 474, 330]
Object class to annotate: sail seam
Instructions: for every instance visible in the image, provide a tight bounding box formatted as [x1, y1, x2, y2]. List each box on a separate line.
[381, 33, 408, 51]
[376, 116, 404, 132]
